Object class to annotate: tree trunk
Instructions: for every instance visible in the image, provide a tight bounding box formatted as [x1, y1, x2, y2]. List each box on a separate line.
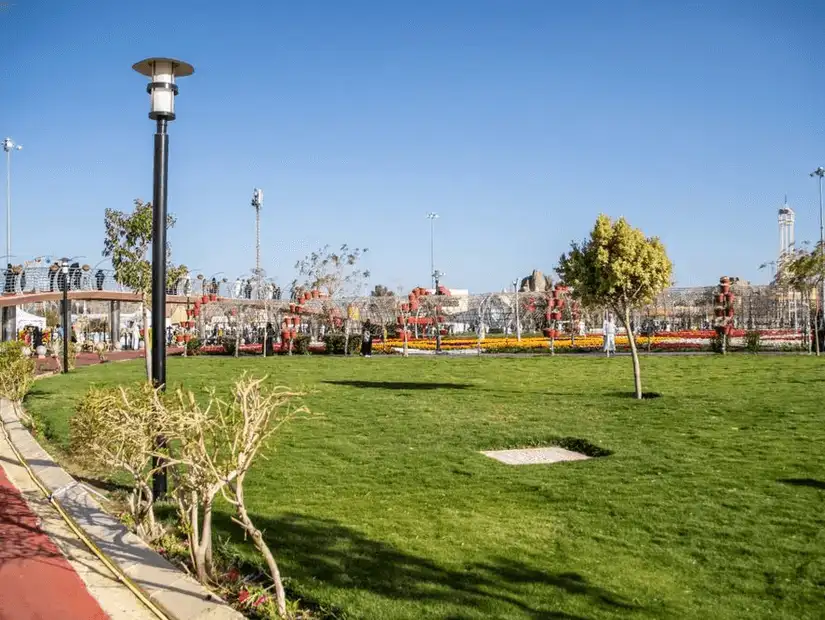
[141, 301, 151, 381]
[621, 307, 643, 400]
[232, 475, 286, 617]
[814, 302, 821, 357]
[343, 319, 350, 355]
[188, 492, 199, 574]
[234, 308, 241, 358]
[196, 496, 214, 582]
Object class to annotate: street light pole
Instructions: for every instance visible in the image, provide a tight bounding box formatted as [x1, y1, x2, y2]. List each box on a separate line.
[433, 269, 444, 353]
[61, 259, 69, 373]
[3, 138, 22, 267]
[133, 57, 194, 390]
[426, 212, 439, 288]
[134, 57, 194, 501]
[811, 167, 825, 316]
[512, 280, 521, 342]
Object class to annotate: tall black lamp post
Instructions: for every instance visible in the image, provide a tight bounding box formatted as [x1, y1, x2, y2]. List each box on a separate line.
[433, 269, 445, 353]
[133, 57, 194, 499]
[61, 259, 69, 373]
[133, 57, 194, 390]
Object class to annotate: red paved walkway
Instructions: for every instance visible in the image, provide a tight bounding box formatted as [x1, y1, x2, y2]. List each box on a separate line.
[34, 349, 167, 374]
[0, 467, 108, 620]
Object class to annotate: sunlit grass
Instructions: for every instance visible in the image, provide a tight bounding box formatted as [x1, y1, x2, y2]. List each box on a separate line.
[24, 355, 825, 619]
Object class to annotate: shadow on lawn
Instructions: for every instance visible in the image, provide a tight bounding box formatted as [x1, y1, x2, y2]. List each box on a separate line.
[215, 512, 640, 619]
[323, 380, 474, 390]
[778, 478, 825, 490]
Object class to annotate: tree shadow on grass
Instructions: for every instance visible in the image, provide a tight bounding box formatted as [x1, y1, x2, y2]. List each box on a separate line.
[213, 512, 642, 619]
[323, 380, 474, 390]
[778, 478, 825, 490]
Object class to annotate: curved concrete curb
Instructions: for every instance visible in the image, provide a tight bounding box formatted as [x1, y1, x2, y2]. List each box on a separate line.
[0, 399, 244, 620]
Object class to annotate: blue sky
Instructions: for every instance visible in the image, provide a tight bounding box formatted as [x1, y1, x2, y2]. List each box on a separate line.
[3, 0, 824, 293]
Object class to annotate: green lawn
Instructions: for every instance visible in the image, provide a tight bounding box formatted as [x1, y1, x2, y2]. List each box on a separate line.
[23, 355, 825, 619]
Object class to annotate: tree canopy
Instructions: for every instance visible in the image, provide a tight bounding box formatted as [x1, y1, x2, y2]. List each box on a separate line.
[103, 199, 188, 298]
[557, 214, 672, 313]
[293, 244, 370, 298]
[557, 214, 672, 398]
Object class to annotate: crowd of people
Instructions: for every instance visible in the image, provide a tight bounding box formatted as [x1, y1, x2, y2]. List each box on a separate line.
[2, 262, 111, 294]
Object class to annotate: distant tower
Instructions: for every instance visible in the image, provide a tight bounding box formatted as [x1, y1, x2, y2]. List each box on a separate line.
[251, 188, 264, 299]
[778, 198, 795, 260]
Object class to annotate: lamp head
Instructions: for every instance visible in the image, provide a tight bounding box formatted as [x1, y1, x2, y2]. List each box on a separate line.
[132, 57, 194, 121]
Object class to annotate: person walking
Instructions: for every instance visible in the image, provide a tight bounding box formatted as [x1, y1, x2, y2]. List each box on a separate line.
[603, 312, 616, 357]
[361, 321, 373, 357]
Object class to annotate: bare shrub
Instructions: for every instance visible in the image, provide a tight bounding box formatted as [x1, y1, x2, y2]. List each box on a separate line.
[69, 383, 170, 541]
[167, 373, 307, 616]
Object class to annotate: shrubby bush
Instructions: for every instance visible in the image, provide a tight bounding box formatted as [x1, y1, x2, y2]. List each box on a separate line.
[186, 336, 202, 356]
[221, 336, 237, 356]
[744, 330, 762, 353]
[71, 374, 307, 617]
[291, 333, 311, 355]
[710, 332, 730, 354]
[0, 342, 36, 424]
[322, 331, 361, 355]
[70, 382, 168, 540]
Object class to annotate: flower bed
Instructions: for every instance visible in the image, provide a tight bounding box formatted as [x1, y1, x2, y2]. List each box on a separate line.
[380, 330, 804, 353]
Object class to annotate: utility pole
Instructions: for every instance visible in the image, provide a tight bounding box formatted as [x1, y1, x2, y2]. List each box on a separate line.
[433, 269, 444, 353]
[3, 138, 22, 267]
[811, 168, 825, 320]
[252, 188, 264, 299]
[426, 212, 439, 288]
[512, 279, 521, 342]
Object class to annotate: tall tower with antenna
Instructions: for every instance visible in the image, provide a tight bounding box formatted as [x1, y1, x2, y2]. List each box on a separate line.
[778, 196, 795, 261]
[251, 188, 264, 299]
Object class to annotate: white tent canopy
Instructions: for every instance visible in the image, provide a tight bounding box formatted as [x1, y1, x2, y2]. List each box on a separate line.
[16, 309, 47, 330]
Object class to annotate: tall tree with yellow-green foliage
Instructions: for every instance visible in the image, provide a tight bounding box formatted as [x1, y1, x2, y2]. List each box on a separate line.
[558, 214, 673, 399]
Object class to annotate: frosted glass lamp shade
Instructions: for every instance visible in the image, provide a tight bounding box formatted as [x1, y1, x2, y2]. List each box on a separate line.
[132, 57, 194, 121]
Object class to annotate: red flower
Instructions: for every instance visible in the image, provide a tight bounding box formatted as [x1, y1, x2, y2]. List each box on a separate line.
[226, 568, 240, 582]
[237, 590, 250, 604]
[253, 595, 268, 608]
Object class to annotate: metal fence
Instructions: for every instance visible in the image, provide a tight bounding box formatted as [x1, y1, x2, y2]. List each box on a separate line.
[4, 263, 817, 338]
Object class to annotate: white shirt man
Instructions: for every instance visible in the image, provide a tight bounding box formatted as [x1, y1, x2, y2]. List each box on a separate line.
[603, 314, 616, 356]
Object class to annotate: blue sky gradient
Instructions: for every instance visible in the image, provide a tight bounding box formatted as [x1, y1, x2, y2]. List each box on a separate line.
[3, 1, 824, 292]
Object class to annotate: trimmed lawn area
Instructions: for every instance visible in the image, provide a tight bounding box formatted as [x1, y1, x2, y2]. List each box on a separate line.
[23, 355, 825, 619]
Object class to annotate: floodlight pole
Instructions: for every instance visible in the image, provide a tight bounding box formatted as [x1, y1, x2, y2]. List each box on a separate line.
[513, 280, 521, 342]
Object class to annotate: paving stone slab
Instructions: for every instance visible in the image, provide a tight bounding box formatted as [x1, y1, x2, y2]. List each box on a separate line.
[481, 446, 590, 465]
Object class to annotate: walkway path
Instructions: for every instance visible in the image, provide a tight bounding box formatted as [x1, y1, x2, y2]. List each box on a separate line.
[0, 465, 109, 619]
[0, 429, 155, 620]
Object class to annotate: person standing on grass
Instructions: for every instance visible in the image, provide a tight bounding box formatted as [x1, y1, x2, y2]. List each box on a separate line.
[361, 320, 373, 357]
[603, 312, 616, 357]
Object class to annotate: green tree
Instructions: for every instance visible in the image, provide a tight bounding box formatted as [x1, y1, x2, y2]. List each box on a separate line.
[778, 243, 825, 356]
[103, 199, 188, 380]
[370, 284, 394, 297]
[557, 214, 673, 399]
